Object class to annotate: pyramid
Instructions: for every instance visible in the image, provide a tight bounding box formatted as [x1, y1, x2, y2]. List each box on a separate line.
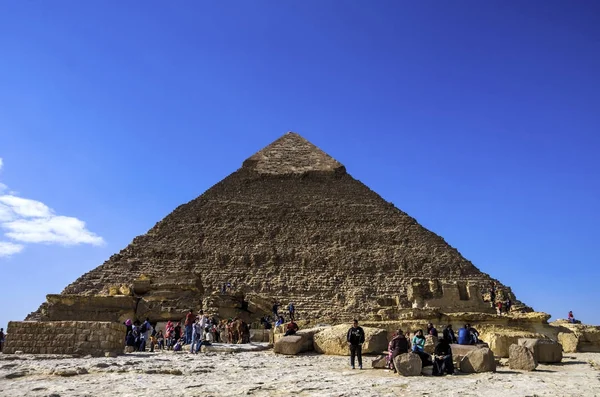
[30, 132, 528, 322]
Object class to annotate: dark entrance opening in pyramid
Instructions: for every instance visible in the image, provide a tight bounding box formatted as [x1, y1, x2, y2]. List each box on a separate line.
[27, 132, 529, 324]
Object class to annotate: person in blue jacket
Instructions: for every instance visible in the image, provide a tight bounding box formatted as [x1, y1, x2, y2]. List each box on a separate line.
[457, 324, 471, 345]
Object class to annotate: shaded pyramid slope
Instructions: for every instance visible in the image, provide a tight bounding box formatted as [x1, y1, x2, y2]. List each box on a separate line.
[33, 132, 528, 321]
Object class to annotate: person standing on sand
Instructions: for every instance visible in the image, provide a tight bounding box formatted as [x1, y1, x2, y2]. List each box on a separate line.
[184, 309, 195, 345]
[272, 302, 279, 320]
[123, 319, 133, 343]
[0, 328, 5, 352]
[191, 317, 203, 354]
[174, 322, 182, 343]
[165, 320, 174, 349]
[347, 319, 365, 370]
[139, 317, 151, 351]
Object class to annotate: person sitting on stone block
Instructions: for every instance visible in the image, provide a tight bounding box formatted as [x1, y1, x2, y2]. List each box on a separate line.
[284, 320, 299, 336]
[426, 323, 438, 337]
[412, 329, 426, 352]
[412, 329, 433, 367]
[458, 324, 471, 345]
[156, 330, 165, 350]
[467, 324, 480, 344]
[568, 311, 581, 324]
[433, 338, 454, 376]
[389, 329, 409, 373]
[442, 324, 457, 344]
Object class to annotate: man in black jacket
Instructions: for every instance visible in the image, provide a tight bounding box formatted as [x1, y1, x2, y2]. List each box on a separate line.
[442, 324, 457, 344]
[347, 319, 366, 369]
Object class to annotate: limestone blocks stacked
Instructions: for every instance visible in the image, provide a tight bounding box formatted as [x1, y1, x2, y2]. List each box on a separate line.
[508, 338, 562, 371]
[3, 321, 126, 357]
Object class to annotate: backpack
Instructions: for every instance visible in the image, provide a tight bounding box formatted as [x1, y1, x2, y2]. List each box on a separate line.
[140, 322, 148, 334]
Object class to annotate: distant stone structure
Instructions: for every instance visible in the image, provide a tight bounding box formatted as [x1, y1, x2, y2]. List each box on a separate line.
[3, 321, 125, 356]
[26, 132, 528, 324]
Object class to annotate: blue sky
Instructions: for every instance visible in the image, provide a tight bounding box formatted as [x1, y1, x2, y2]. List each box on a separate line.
[1, 1, 598, 329]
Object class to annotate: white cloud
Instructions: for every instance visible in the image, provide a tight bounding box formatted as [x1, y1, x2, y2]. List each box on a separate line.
[0, 158, 104, 257]
[0, 241, 24, 257]
[3, 216, 103, 246]
[0, 195, 52, 218]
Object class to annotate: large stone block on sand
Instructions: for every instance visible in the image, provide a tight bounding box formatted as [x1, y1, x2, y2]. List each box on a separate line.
[551, 322, 600, 353]
[371, 354, 388, 369]
[313, 324, 387, 355]
[393, 352, 422, 376]
[479, 331, 543, 358]
[460, 347, 496, 373]
[273, 327, 323, 355]
[509, 344, 537, 371]
[274, 335, 304, 355]
[518, 338, 562, 363]
[557, 332, 579, 353]
[450, 344, 485, 357]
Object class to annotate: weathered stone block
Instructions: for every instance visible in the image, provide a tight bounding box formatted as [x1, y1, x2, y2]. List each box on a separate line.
[393, 352, 422, 376]
[518, 338, 562, 363]
[557, 332, 578, 353]
[460, 347, 496, 373]
[508, 344, 537, 371]
[371, 354, 388, 369]
[313, 324, 387, 355]
[274, 335, 304, 355]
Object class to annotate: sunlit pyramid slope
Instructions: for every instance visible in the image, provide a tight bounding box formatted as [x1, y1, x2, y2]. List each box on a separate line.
[31, 132, 529, 321]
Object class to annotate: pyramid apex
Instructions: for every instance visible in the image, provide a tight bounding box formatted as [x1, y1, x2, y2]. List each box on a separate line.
[242, 132, 345, 175]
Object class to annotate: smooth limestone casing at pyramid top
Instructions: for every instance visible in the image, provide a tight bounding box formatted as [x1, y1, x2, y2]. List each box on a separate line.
[28, 132, 530, 323]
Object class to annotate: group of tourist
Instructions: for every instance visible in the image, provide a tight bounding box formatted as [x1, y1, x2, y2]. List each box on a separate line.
[486, 284, 513, 315]
[381, 322, 482, 376]
[123, 310, 223, 354]
[271, 302, 296, 322]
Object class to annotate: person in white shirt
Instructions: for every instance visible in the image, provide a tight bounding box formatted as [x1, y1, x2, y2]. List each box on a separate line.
[191, 319, 204, 354]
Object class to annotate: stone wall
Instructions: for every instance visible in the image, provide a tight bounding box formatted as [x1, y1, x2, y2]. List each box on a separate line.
[42, 295, 136, 323]
[407, 280, 495, 313]
[3, 321, 126, 356]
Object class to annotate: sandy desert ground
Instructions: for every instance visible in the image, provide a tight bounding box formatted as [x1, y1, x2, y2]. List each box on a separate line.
[1, 345, 599, 397]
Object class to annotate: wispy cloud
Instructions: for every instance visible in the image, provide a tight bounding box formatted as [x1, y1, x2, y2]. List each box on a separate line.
[0, 157, 104, 257]
[0, 241, 24, 257]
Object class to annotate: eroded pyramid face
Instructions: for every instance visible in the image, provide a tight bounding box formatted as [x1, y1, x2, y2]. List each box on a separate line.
[30, 132, 524, 323]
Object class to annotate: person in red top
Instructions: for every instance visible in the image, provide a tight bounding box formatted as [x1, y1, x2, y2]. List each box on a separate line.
[184, 309, 196, 345]
[284, 321, 299, 336]
[165, 320, 174, 349]
[568, 311, 579, 324]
